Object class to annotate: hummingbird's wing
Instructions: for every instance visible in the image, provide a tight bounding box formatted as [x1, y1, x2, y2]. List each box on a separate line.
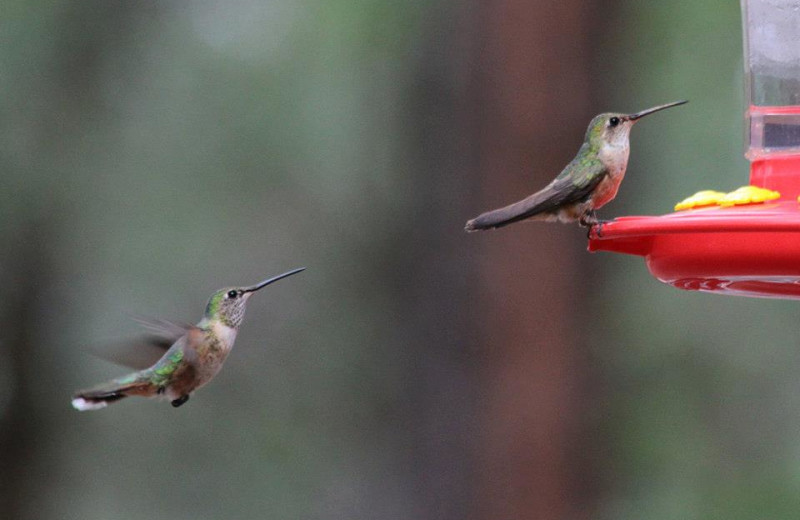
[131, 316, 194, 338]
[148, 328, 204, 398]
[465, 154, 607, 231]
[146, 330, 201, 383]
[88, 317, 195, 370]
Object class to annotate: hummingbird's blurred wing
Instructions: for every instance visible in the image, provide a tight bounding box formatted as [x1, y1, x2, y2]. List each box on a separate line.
[88, 317, 195, 370]
[131, 316, 194, 339]
[465, 155, 607, 231]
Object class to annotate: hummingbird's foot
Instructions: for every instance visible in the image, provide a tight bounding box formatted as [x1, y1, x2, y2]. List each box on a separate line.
[595, 220, 605, 238]
[591, 219, 612, 238]
[580, 211, 611, 238]
[171, 395, 189, 408]
[579, 210, 598, 228]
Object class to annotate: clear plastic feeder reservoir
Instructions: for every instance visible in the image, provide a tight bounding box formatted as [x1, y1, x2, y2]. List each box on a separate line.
[746, 0, 800, 194]
[588, 0, 800, 300]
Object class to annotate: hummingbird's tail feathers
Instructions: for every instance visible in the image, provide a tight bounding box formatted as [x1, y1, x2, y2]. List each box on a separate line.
[465, 191, 556, 231]
[71, 375, 154, 411]
[71, 395, 121, 411]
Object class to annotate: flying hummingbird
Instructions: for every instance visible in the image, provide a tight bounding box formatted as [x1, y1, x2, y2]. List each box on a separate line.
[71, 268, 305, 411]
[464, 100, 687, 232]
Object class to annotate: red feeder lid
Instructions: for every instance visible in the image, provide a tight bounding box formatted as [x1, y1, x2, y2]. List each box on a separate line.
[588, 155, 800, 299]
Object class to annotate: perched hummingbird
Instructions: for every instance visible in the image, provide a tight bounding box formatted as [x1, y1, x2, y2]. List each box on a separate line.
[464, 100, 687, 232]
[72, 268, 305, 411]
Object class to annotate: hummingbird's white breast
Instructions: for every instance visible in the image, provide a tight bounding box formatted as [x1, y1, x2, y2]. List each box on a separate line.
[191, 321, 239, 389]
[211, 320, 238, 349]
[593, 140, 631, 209]
[599, 142, 630, 176]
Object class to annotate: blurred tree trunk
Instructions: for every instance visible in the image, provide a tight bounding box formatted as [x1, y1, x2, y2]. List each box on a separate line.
[0, 5, 139, 519]
[468, 2, 600, 519]
[0, 219, 53, 520]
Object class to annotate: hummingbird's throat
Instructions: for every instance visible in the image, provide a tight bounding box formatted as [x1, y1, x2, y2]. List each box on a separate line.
[606, 125, 633, 148]
[220, 307, 245, 328]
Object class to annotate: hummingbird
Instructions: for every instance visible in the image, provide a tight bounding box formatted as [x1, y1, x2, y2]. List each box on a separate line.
[71, 268, 305, 411]
[464, 100, 687, 232]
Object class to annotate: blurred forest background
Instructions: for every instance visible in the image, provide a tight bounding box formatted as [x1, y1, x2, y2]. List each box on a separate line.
[2, 1, 797, 519]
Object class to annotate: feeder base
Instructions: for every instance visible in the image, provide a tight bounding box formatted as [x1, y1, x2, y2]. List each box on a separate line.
[588, 202, 800, 300]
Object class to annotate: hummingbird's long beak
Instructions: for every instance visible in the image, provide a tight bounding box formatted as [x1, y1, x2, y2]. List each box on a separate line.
[627, 100, 688, 121]
[243, 267, 306, 293]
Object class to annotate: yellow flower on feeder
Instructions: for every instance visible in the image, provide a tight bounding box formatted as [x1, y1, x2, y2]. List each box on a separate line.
[674, 190, 727, 211]
[718, 186, 780, 206]
[675, 186, 780, 211]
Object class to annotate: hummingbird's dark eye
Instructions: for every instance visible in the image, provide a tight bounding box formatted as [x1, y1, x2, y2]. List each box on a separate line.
[227, 290, 238, 299]
[609, 116, 620, 127]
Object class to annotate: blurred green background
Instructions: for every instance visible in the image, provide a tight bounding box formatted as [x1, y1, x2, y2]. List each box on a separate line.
[2, 1, 797, 519]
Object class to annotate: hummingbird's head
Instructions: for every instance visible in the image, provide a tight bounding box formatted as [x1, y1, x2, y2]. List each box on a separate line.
[586, 100, 688, 149]
[203, 267, 306, 328]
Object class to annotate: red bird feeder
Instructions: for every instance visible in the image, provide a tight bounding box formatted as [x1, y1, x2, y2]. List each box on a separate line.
[588, 0, 800, 300]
